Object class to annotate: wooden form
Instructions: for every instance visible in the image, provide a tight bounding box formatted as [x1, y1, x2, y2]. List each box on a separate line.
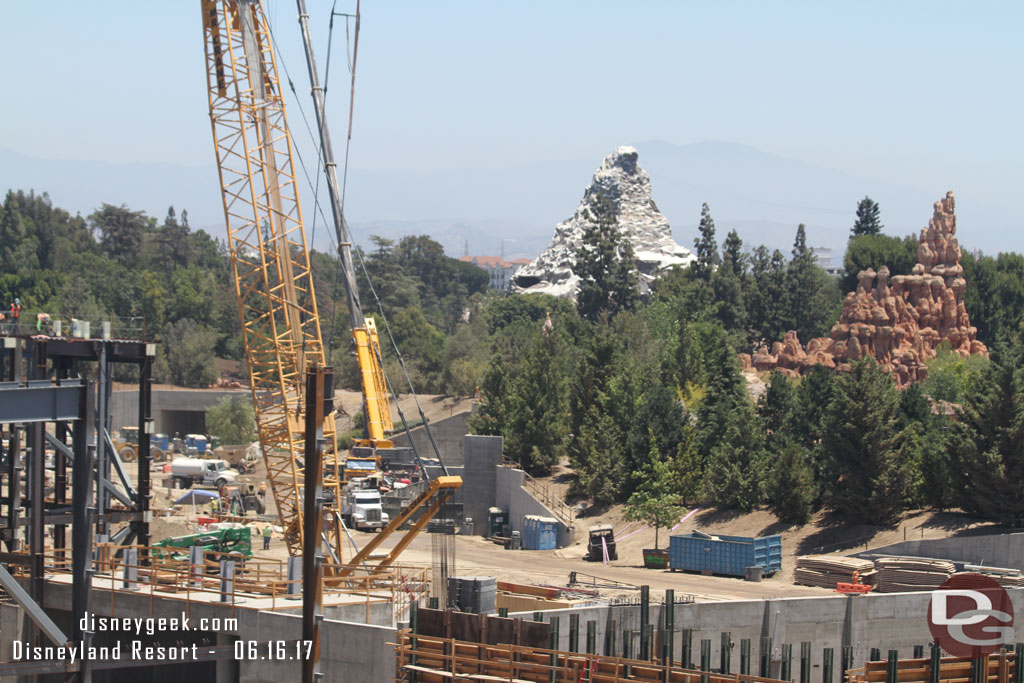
[395, 629, 792, 683]
[848, 648, 1024, 683]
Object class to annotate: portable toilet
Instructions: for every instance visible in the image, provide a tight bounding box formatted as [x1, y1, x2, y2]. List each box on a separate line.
[536, 517, 558, 550]
[487, 508, 507, 537]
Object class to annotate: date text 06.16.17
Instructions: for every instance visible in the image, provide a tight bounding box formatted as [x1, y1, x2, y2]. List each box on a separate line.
[234, 640, 314, 660]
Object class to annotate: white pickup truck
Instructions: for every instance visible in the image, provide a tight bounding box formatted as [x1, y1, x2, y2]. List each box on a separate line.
[341, 487, 389, 531]
[171, 458, 239, 489]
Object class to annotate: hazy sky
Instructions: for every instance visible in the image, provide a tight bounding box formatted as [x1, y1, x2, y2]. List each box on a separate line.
[2, 1, 1021, 216]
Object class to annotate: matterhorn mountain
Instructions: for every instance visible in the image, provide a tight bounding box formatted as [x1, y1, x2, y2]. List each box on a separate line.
[511, 146, 695, 298]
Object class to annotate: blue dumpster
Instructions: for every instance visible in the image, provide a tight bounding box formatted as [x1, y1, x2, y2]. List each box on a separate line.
[669, 531, 782, 577]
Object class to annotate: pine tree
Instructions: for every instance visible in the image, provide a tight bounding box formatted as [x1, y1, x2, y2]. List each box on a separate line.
[692, 203, 720, 281]
[758, 371, 797, 448]
[722, 229, 746, 276]
[503, 327, 570, 475]
[703, 403, 768, 511]
[570, 403, 625, 504]
[786, 224, 840, 343]
[819, 358, 908, 524]
[947, 333, 1024, 523]
[851, 196, 884, 237]
[765, 439, 816, 524]
[574, 193, 639, 321]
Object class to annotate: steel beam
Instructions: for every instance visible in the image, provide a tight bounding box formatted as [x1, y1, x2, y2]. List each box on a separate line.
[0, 563, 68, 646]
[0, 380, 85, 422]
[133, 355, 152, 552]
[302, 366, 328, 683]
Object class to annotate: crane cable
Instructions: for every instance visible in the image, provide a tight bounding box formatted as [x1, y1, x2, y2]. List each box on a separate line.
[269, 3, 447, 472]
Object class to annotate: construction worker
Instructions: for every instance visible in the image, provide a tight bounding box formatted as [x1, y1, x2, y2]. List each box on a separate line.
[262, 524, 272, 550]
[8, 299, 20, 335]
[257, 481, 267, 500]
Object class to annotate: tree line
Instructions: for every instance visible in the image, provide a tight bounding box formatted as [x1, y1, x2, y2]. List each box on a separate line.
[471, 196, 1024, 527]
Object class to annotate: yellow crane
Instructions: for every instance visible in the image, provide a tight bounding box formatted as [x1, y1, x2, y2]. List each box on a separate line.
[200, 0, 460, 566]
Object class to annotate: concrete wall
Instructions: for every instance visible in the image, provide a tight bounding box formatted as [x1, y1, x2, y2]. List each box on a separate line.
[462, 435, 503, 536]
[0, 579, 397, 682]
[853, 532, 1024, 570]
[513, 588, 1024, 676]
[111, 388, 248, 434]
[496, 466, 574, 547]
[392, 410, 472, 467]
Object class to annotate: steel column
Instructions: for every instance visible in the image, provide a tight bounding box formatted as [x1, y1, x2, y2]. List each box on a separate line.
[302, 366, 329, 683]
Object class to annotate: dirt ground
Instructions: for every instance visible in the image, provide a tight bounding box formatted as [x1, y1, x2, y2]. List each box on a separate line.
[127, 450, 1007, 606]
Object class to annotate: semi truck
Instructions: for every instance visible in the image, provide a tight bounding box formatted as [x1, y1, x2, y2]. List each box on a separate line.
[341, 486, 389, 531]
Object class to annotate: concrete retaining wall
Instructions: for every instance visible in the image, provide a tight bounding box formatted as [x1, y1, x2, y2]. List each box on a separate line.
[513, 588, 1024, 676]
[392, 410, 473, 467]
[496, 466, 574, 547]
[853, 532, 1024, 570]
[112, 388, 248, 434]
[462, 435, 504, 536]
[0, 579, 396, 682]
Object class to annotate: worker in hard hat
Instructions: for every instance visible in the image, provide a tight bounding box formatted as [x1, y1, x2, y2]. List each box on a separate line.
[262, 524, 273, 550]
[257, 481, 267, 501]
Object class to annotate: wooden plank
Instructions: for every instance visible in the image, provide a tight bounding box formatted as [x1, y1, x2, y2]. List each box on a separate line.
[497, 581, 561, 599]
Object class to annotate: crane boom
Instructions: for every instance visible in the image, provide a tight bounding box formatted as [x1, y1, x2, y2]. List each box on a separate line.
[201, 0, 340, 556]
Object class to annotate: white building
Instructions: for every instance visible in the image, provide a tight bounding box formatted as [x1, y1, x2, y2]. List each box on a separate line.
[460, 255, 531, 291]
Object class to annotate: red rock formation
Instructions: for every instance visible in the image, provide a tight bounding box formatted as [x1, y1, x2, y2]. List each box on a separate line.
[752, 192, 987, 385]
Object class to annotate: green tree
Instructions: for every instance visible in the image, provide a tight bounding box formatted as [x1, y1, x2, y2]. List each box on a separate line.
[757, 371, 797, 447]
[157, 206, 193, 273]
[156, 318, 219, 387]
[819, 358, 909, 524]
[692, 203, 720, 281]
[90, 203, 149, 266]
[622, 438, 683, 548]
[574, 193, 639, 322]
[765, 439, 816, 524]
[206, 395, 256, 445]
[851, 196, 884, 237]
[841, 234, 917, 294]
[571, 403, 626, 504]
[947, 332, 1024, 523]
[747, 246, 789, 344]
[786, 224, 840, 342]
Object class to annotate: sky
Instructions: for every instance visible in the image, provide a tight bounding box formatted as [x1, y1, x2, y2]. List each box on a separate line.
[2, 1, 1022, 244]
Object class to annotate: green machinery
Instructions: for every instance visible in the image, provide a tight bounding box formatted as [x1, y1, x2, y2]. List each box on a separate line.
[152, 525, 252, 560]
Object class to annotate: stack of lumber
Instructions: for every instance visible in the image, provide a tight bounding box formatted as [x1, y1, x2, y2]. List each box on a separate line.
[794, 555, 875, 588]
[961, 566, 1024, 588]
[875, 557, 955, 592]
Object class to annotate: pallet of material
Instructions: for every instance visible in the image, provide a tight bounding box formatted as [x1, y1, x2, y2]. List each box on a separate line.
[794, 555, 874, 588]
[874, 557, 954, 593]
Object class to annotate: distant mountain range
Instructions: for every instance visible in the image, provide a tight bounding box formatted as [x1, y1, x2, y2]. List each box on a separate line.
[2, 142, 1018, 267]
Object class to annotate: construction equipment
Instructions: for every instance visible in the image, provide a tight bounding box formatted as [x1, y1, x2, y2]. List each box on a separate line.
[115, 427, 170, 463]
[587, 525, 617, 562]
[200, 0, 460, 572]
[153, 525, 252, 560]
[171, 457, 240, 489]
[220, 483, 265, 515]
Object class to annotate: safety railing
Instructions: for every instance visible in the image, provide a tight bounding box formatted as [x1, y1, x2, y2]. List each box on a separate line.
[8, 543, 431, 624]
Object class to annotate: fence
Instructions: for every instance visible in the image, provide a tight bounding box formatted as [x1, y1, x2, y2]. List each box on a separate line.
[1, 311, 149, 340]
[8, 542, 430, 623]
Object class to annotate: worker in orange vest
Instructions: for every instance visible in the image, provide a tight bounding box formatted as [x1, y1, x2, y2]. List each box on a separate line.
[257, 481, 267, 500]
[8, 299, 20, 335]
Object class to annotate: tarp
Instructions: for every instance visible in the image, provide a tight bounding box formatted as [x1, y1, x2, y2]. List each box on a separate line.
[174, 489, 220, 505]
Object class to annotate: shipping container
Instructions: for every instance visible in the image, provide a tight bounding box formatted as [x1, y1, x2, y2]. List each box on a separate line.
[669, 531, 782, 577]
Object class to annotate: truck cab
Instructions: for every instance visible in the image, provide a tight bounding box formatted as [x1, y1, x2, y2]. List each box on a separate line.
[342, 487, 389, 531]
